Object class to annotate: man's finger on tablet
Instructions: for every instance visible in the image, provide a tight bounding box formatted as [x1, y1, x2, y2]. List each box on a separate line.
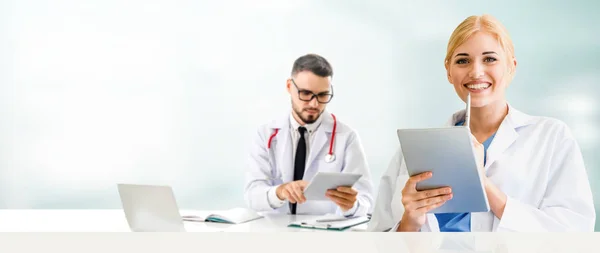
[336, 186, 357, 195]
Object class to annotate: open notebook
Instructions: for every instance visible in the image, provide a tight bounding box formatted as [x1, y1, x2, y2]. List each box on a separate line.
[288, 214, 370, 231]
[181, 207, 263, 224]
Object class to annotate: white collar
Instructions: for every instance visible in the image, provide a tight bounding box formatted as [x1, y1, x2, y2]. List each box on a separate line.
[446, 102, 533, 129]
[289, 111, 323, 134]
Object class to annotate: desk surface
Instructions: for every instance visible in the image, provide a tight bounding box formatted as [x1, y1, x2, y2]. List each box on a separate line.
[0, 209, 369, 232]
[0, 210, 597, 252]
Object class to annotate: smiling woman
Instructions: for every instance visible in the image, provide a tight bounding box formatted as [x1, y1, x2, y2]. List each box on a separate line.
[368, 14, 596, 232]
[444, 15, 516, 112]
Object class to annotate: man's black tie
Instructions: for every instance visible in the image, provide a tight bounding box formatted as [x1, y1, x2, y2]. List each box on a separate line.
[290, 126, 307, 214]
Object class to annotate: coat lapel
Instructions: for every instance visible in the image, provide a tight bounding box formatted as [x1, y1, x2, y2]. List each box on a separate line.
[484, 105, 532, 170]
[445, 104, 532, 171]
[489, 105, 532, 230]
[484, 117, 518, 171]
[269, 115, 294, 183]
[305, 112, 334, 175]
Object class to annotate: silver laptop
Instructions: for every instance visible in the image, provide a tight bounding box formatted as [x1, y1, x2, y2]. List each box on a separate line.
[118, 183, 236, 232]
[117, 184, 187, 232]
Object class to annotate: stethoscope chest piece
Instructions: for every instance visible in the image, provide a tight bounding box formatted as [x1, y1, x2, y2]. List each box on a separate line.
[325, 154, 336, 163]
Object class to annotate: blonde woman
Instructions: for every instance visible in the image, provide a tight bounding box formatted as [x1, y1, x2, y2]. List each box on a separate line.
[368, 14, 595, 232]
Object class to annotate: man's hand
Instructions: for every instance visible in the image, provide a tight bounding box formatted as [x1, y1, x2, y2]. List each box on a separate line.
[326, 186, 358, 212]
[276, 180, 308, 203]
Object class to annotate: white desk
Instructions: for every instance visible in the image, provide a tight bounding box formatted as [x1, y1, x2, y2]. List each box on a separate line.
[0, 211, 597, 252]
[0, 209, 368, 232]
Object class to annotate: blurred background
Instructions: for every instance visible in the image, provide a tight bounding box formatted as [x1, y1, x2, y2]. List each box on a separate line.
[0, 0, 598, 230]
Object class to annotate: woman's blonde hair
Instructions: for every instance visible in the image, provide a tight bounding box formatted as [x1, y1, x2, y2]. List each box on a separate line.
[444, 14, 515, 74]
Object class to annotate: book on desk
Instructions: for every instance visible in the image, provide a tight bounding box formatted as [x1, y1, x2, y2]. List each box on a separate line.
[181, 207, 263, 224]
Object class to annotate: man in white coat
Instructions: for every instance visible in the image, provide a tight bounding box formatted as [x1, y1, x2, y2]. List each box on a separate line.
[368, 14, 596, 232]
[244, 54, 374, 216]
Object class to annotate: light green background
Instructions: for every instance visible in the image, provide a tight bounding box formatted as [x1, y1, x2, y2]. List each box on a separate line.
[1, 0, 598, 230]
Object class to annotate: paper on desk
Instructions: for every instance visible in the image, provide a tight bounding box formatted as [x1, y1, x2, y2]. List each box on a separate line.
[290, 214, 370, 230]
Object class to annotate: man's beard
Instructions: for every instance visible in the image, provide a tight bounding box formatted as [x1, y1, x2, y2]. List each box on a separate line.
[293, 106, 322, 124]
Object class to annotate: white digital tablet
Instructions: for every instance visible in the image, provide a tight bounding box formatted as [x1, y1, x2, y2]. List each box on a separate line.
[303, 172, 363, 201]
[396, 126, 490, 213]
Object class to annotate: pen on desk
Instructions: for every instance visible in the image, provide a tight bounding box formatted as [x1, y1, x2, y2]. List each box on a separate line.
[316, 216, 360, 223]
[300, 222, 331, 229]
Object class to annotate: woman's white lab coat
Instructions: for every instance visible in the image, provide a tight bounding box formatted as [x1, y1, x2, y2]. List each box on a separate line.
[368, 105, 596, 232]
[244, 111, 374, 216]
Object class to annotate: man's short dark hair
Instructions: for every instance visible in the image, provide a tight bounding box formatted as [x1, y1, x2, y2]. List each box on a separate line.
[291, 54, 333, 78]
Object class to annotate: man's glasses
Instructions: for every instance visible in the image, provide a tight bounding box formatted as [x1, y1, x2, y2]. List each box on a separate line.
[291, 78, 334, 104]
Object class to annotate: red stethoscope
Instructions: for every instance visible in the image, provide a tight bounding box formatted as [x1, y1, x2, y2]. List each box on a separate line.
[267, 114, 337, 163]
